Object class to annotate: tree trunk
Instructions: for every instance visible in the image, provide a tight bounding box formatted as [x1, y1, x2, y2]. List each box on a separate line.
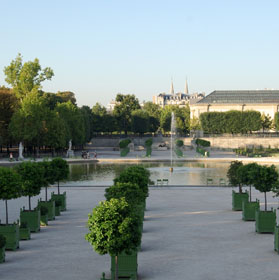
[115, 255, 118, 280]
[45, 186, 48, 201]
[264, 192, 267, 211]
[249, 185, 252, 202]
[239, 184, 242, 193]
[5, 200, 8, 224]
[29, 196, 31, 210]
[58, 180, 60, 195]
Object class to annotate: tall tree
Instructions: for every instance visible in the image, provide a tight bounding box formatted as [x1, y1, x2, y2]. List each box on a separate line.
[4, 53, 54, 101]
[131, 109, 149, 135]
[113, 94, 140, 135]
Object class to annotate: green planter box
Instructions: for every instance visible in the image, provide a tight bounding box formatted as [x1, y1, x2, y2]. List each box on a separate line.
[232, 190, 248, 211]
[51, 192, 67, 211]
[19, 227, 31, 240]
[255, 209, 276, 233]
[55, 206, 61, 216]
[40, 215, 48, 226]
[0, 247, 5, 263]
[274, 225, 279, 253]
[111, 251, 138, 280]
[0, 224, 19, 251]
[38, 200, 55, 221]
[20, 207, 40, 233]
[242, 200, 260, 221]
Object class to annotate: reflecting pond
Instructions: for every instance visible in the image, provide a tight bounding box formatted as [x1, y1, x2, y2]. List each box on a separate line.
[63, 161, 231, 186]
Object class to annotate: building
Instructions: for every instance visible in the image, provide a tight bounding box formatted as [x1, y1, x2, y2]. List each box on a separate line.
[190, 90, 279, 119]
[152, 80, 205, 108]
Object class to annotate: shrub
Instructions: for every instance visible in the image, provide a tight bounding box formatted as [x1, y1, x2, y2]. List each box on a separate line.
[120, 147, 130, 157]
[145, 138, 153, 147]
[119, 139, 131, 149]
[175, 139, 184, 147]
[175, 148, 183, 157]
[0, 234, 6, 248]
[195, 138, 210, 147]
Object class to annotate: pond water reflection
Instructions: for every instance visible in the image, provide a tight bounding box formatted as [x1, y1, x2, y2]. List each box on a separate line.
[63, 162, 231, 186]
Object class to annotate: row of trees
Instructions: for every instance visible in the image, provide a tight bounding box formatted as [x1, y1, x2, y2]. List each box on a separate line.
[199, 111, 273, 134]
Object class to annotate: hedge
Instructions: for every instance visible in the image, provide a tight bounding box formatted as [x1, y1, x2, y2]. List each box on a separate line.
[175, 139, 184, 147]
[119, 139, 131, 149]
[195, 138, 210, 147]
[145, 138, 153, 147]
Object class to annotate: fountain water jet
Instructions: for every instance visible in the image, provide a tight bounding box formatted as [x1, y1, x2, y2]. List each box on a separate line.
[170, 112, 176, 172]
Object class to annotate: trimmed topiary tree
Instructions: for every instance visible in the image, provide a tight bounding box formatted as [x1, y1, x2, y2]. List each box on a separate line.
[85, 198, 142, 280]
[50, 157, 69, 195]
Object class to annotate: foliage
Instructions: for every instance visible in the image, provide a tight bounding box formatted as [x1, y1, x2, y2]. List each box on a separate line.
[131, 109, 149, 135]
[105, 182, 146, 205]
[55, 200, 62, 207]
[195, 138, 210, 147]
[196, 147, 209, 157]
[146, 146, 152, 157]
[85, 198, 142, 256]
[175, 139, 183, 147]
[113, 94, 141, 134]
[0, 234, 6, 248]
[175, 148, 183, 157]
[200, 110, 261, 134]
[142, 102, 161, 132]
[253, 165, 279, 210]
[119, 139, 131, 149]
[114, 166, 150, 198]
[145, 138, 153, 147]
[237, 163, 259, 187]
[227, 161, 243, 192]
[261, 114, 273, 132]
[120, 147, 130, 157]
[274, 112, 279, 131]
[40, 205, 48, 215]
[50, 157, 69, 186]
[190, 116, 201, 131]
[4, 53, 54, 100]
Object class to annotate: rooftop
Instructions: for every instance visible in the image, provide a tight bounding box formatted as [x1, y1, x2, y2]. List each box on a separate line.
[197, 90, 279, 104]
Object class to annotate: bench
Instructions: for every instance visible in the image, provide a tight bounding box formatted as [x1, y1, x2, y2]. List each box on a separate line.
[206, 178, 214, 185]
[219, 178, 226, 186]
[157, 179, 169, 185]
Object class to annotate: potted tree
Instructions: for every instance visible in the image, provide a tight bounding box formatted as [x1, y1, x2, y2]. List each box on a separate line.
[254, 165, 277, 233]
[15, 161, 43, 232]
[227, 161, 248, 211]
[0, 167, 22, 250]
[38, 161, 55, 221]
[50, 157, 69, 211]
[237, 163, 260, 221]
[85, 198, 142, 280]
[0, 234, 6, 263]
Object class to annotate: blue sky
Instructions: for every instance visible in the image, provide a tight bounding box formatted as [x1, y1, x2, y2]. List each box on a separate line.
[0, 0, 278, 106]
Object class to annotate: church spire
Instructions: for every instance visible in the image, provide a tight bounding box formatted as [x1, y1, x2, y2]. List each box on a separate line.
[170, 78, 174, 94]
[184, 78, 189, 95]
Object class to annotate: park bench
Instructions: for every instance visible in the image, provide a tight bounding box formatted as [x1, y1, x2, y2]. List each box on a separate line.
[206, 178, 214, 185]
[219, 178, 226, 186]
[162, 179, 169, 185]
[157, 179, 162, 185]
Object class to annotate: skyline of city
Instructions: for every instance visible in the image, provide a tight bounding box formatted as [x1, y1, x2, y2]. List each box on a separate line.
[0, 0, 279, 107]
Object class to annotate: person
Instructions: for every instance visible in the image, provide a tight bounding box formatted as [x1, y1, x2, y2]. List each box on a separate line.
[9, 153, 13, 161]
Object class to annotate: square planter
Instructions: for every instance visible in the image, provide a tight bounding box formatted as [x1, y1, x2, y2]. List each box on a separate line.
[51, 192, 67, 211]
[55, 206, 61, 216]
[0, 224, 19, 251]
[38, 199, 55, 221]
[19, 227, 31, 240]
[274, 225, 279, 252]
[0, 247, 5, 263]
[111, 251, 138, 280]
[40, 214, 48, 226]
[255, 209, 276, 233]
[232, 190, 248, 211]
[20, 207, 40, 233]
[242, 200, 260, 221]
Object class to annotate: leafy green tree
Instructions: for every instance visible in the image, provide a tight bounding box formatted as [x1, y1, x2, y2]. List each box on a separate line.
[4, 53, 54, 101]
[114, 166, 151, 198]
[131, 109, 149, 135]
[14, 162, 44, 210]
[260, 114, 273, 132]
[91, 103, 107, 134]
[227, 161, 244, 193]
[85, 198, 142, 280]
[237, 163, 259, 202]
[190, 116, 201, 131]
[160, 106, 172, 133]
[80, 106, 93, 142]
[105, 182, 146, 205]
[253, 165, 279, 211]
[143, 102, 161, 132]
[56, 91, 76, 105]
[50, 158, 69, 194]
[113, 94, 140, 135]
[0, 167, 22, 224]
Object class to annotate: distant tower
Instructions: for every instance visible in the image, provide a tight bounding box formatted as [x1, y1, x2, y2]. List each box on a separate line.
[170, 79, 174, 94]
[184, 78, 189, 95]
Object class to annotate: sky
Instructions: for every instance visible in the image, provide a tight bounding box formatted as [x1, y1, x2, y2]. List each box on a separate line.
[0, 0, 279, 107]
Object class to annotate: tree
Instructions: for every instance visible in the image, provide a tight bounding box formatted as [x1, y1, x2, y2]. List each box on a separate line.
[50, 158, 69, 194]
[80, 106, 93, 142]
[227, 161, 243, 193]
[14, 162, 44, 210]
[91, 103, 107, 134]
[131, 109, 149, 135]
[142, 102, 161, 133]
[4, 53, 54, 101]
[261, 114, 272, 132]
[113, 94, 140, 135]
[0, 167, 22, 224]
[85, 198, 142, 280]
[56, 91, 76, 105]
[253, 165, 279, 211]
[190, 116, 201, 131]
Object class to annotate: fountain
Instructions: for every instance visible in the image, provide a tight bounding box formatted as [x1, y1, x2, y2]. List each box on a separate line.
[170, 112, 176, 172]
